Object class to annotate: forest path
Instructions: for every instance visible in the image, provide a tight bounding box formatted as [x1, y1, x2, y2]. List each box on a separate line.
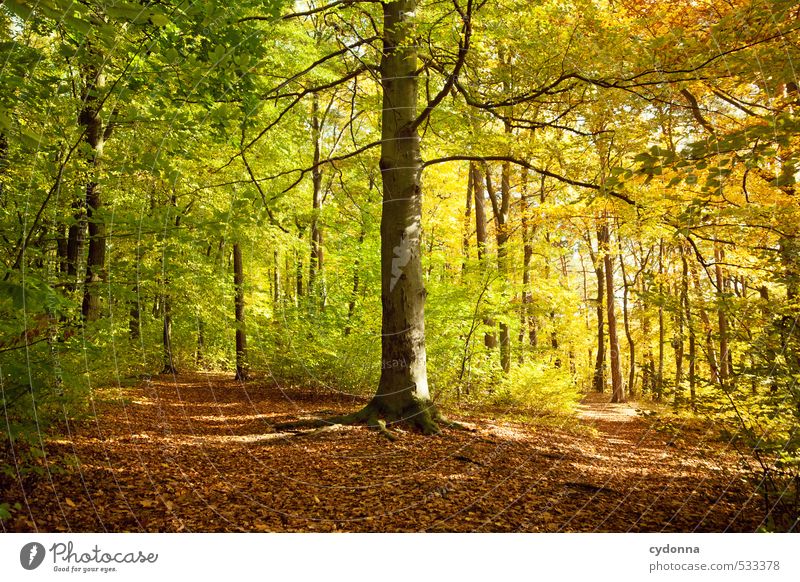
[3, 373, 764, 533]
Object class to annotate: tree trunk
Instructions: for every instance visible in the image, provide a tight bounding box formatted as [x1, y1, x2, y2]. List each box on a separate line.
[66, 196, 86, 293]
[490, 157, 512, 373]
[656, 238, 665, 400]
[715, 243, 730, 386]
[461, 165, 473, 275]
[344, 226, 366, 336]
[162, 282, 176, 374]
[691, 261, 720, 384]
[295, 225, 304, 301]
[592, 231, 606, 393]
[619, 245, 636, 399]
[234, 242, 248, 381]
[129, 284, 141, 340]
[601, 221, 623, 402]
[472, 162, 496, 349]
[369, 0, 437, 432]
[80, 57, 110, 322]
[673, 279, 685, 405]
[273, 249, 280, 305]
[682, 248, 696, 409]
[519, 170, 535, 356]
[309, 93, 324, 301]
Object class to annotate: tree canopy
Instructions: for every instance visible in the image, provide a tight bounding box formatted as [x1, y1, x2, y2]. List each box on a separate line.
[1, 0, 799, 531]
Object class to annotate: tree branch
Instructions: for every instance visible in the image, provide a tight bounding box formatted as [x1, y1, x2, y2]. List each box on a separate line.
[423, 155, 640, 207]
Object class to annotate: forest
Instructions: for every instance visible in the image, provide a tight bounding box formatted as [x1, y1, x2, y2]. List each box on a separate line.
[1, 0, 799, 533]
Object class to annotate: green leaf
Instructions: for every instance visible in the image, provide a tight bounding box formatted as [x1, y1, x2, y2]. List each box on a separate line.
[150, 13, 169, 27]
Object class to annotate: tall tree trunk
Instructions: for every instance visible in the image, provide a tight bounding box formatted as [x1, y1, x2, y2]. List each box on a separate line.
[487, 157, 512, 373]
[715, 243, 730, 386]
[234, 242, 248, 381]
[519, 169, 536, 356]
[162, 281, 176, 374]
[368, 0, 437, 431]
[682, 248, 696, 409]
[66, 197, 86, 292]
[461, 165, 473, 275]
[344, 226, 366, 336]
[309, 93, 324, 301]
[656, 238, 665, 400]
[273, 249, 280, 305]
[619, 245, 636, 399]
[601, 220, 623, 402]
[129, 284, 141, 340]
[673, 247, 688, 405]
[80, 56, 110, 321]
[691, 261, 720, 384]
[591, 231, 606, 393]
[673, 280, 685, 405]
[472, 162, 496, 349]
[295, 225, 304, 301]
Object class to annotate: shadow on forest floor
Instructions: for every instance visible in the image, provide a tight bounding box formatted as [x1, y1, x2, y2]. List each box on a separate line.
[1, 373, 766, 532]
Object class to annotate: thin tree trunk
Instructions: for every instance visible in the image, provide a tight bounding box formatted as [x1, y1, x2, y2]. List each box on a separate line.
[591, 231, 606, 393]
[472, 162, 496, 349]
[234, 242, 248, 381]
[344, 226, 366, 336]
[489, 158, 512, 373]
[619, 245, 636, 399]
[682, 248, 696, 409]
[657, 238, 665, 400]
[273, 249, 280, 305]
[692, 261, 720, 384]
[715, 243, 730, 386]
[296, 225, 304, 301]
[129, 284, 141, 340]
[461, 166, 473, 275]
[162, 282, 176, 374]
[601, 220, 623, 402]
[309, 93, 324, 300]
[519, 169, 535, 356]
[673, 280, 685, 404]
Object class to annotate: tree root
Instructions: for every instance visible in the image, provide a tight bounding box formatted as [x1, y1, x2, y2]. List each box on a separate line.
[272, 399, 454, 440]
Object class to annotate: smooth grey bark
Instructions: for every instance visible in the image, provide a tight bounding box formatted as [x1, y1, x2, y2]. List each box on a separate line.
[369, 0, 437, 431]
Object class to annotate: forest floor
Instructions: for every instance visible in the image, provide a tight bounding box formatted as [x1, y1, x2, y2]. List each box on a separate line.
[2, 373, 766, 532]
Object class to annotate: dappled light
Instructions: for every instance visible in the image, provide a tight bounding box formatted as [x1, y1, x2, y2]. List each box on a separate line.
[2, 0, 799, 533]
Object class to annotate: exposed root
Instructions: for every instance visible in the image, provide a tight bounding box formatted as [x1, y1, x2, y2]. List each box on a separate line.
[430, 408, 473, 432]
[272, 399, 455, 439]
